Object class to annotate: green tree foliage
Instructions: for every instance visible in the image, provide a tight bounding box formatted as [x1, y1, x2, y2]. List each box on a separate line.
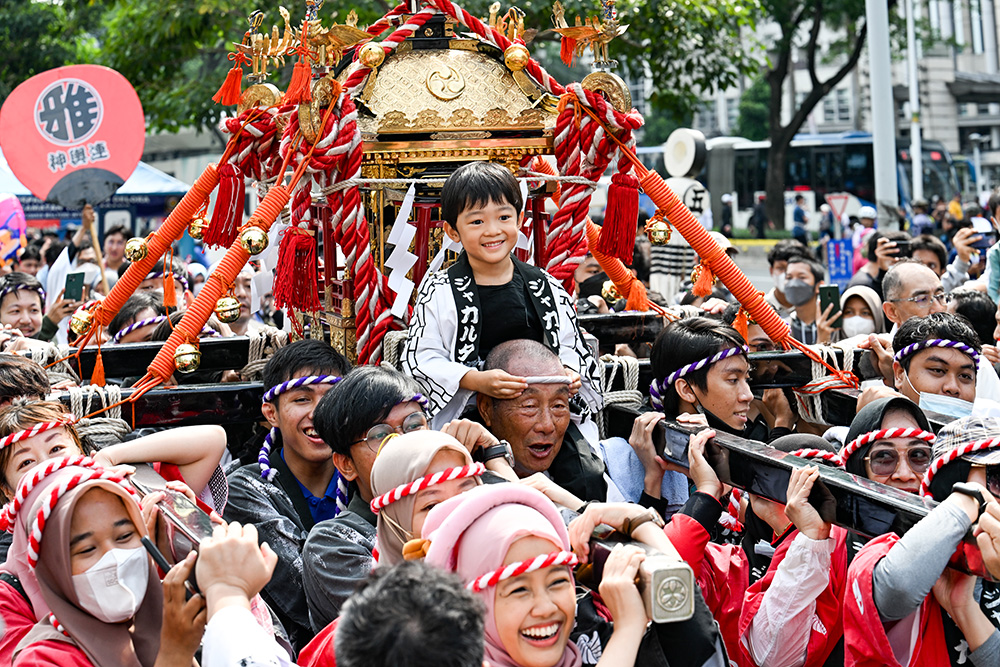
[2, 0, 762, 133]
[735, 75, 768, 141]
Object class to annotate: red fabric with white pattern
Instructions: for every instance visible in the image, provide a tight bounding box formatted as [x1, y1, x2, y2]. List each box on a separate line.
[467, 550, 579, 592]
[919, 437, 1000, 497]
[839, 428, 936, 466]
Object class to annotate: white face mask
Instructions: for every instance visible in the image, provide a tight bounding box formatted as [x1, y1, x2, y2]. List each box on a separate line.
[72, 547, 149, 623]
[841, 315, 876, 338]
[772, 271, 788, 293]
[902, 369, 976, 419]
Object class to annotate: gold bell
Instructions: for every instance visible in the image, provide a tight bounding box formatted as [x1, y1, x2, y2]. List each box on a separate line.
[214, 296, 241, 323]
[124, 237, 148, 262]
[358, 41, 385, 69]
[647, 220, 671, 245]
[240, 227, 269, 255]
[173, 343, 202, 374]
[602, 280, 622, 303]
[69, 309, 93, 336]
[504, 44, 530, 71]
[188, 217, 208, 241]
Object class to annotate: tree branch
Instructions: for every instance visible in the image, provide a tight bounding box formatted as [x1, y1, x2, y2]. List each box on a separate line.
[806, 0, 824, 90]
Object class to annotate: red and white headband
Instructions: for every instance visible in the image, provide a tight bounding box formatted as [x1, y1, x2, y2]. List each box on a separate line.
[467, 550, 579, 592]
[0, 455, 96, 532]
[370, 463, 485, 514]
[840, 427, 936, 463]
[789, 449, 844, 467]
[27, 467, 135, 568]
[920, 437, 1000, 497]
[0, 416, 75, 452]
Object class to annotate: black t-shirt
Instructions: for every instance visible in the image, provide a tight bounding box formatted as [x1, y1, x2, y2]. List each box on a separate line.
[477, 270, 544, 359]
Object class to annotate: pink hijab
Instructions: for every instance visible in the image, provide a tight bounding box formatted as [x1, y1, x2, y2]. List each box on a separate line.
[423, 484, 582, 667]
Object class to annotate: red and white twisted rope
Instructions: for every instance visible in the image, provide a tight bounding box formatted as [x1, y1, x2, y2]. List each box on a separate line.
[720, 488, 743, 532]
[370, 463, 485, 513]
[27, 468, 135, 567]
[920, 437, 1000, 497]
[223, 105, 290, 183]
[468, 550, 578, 592]
[343, 8, 438, 96]
[840, 428, 936, 465]
[0, 455, 94, 532]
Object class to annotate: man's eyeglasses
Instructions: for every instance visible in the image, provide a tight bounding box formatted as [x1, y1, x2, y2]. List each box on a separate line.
[887, 292, 952, 308]
[864, 446, 932, 476]
[353, 412, 429, 451]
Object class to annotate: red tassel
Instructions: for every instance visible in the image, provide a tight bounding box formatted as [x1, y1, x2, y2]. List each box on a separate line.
[91, 348, 105, 386]
[205, 164, 244, 248]
[273, 227, 320, 312]
[162, 272, 177, 309]
[734, 308, 749, 343]
[284, 61, 313, 106]
[560, 37, 577, 67]
[212, 63, 244, 106]
[692, 263, 715, 298]
[597, 171, 639, 264]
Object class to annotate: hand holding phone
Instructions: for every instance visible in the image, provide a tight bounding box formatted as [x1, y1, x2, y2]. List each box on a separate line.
[818, 285, 843, 329]
[63, 271, 86, 302]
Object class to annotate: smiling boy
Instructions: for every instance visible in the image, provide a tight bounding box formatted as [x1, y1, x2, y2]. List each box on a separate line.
[403, 161, 601, 426]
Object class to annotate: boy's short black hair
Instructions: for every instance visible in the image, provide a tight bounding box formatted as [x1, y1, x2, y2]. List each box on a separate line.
[785, 255, 825, 284]
[313, 365, 421, 457]
[261, 340, 351, 399]
[104, 225, 129, 241]
[440, 161, 522, 229]
[650, 317, 747, 416]
[0, 355, 49, 403]
[336, 561, 485, 667]
[766, 239, 813, 267]
[44, 242, 65, 267]
[951, 290, 997, 346]
[911, 234, 948, 269]
[892, 311, 982, 372]
[17, 246, 41, 264]
[0, 272, 45, 309]
[107, 291, 167, 337]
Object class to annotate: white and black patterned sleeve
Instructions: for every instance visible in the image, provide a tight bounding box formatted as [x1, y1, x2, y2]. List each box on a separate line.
[545, 270, 604, 412]
[401, 271, 476, 421]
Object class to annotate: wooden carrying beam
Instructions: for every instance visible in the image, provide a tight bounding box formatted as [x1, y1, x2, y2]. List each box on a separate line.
[74, 337, 258, 379]
[603, 404, 986, 577]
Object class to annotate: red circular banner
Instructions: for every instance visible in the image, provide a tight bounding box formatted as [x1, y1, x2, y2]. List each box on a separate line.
[0, 65, 145, 210]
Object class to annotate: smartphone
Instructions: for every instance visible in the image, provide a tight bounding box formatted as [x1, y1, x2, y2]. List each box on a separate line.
[64, 272, 85, 301]
[818, 284, 843, 329]
[142, 536, 201, 597]
[651, 418, 694, 467]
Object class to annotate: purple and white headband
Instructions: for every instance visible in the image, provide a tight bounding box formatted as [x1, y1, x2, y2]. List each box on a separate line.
[145, 271, 190, 291]
[262, 374, 342, 403]
[665, 346, 749, 387]
[893, 339, 981, 367]
[112, 316, 168, 343]
[1, 284, 45, 303]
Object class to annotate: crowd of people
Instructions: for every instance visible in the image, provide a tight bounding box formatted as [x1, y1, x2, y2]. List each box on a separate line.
[3, 162, 1000, 667]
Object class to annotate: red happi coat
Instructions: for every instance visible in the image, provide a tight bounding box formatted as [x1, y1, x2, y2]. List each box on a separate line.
[843, 533, 950, 667]
[665, 513, 750, 660]
[737, 526, 849, 667]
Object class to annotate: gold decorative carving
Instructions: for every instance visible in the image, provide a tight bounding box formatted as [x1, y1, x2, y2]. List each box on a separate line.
[299, 75, 338, 142]
[238, 83, 282, 115]
[430, 131, 492, 140]
[581, 71, 633, 113]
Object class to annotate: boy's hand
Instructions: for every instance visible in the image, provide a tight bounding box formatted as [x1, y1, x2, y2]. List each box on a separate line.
[464, 369, 527, 399]
[564, 367, 581, 396]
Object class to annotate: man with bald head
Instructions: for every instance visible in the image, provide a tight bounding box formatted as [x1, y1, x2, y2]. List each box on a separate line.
[882, 259, 951, 331]
[476, 338, 610, 502]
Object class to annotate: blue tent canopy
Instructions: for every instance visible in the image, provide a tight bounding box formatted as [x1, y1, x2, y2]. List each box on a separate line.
[0, 147, 190, 220]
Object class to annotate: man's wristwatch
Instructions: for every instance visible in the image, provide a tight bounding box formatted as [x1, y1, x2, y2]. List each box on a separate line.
[482, 440, 515, 468]
[621, 508, 666, 537]
[952, 482, 987, 520]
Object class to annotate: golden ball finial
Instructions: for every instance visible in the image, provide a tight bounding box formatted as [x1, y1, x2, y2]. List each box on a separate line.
[124, 237, 148, 263]
[504, 44, 531, 71]
[602, 280, 622, 303]
[358, 42, 386, 69]
[214, 296, 242, 323]
[240, 227, 269, 256]
[647, 220, 671, 245]
[69, 310, 93, 336]
[174, 343, 202, 374]
[188, 217, 208, 241]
